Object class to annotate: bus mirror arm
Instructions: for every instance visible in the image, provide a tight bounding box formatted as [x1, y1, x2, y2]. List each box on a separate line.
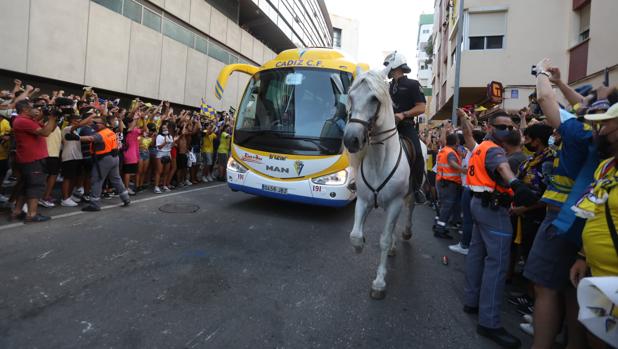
[215, 64, 259, 100]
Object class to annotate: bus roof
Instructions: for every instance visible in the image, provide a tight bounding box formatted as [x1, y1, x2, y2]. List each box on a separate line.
[260, 48, 368, 74]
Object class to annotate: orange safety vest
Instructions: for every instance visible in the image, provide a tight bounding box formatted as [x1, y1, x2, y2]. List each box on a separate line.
[436, 146, 462, 184]
[467, 140, 513, 195]
[92, 128, 118, 156]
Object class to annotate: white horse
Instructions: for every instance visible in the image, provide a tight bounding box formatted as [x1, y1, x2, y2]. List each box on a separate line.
[343, 70, 418, 300]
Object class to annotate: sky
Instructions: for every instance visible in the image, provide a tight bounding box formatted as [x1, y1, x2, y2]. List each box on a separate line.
[325, 0, 435, 77]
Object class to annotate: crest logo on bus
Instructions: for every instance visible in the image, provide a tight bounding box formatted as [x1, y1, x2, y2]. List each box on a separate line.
[294, 160, 305, 176]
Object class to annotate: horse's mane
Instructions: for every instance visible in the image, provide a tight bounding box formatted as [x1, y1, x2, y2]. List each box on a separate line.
[348, 70, 393, 116]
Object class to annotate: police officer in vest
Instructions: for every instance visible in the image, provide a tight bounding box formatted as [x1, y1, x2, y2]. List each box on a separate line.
[65, 116, 130, 211]
[433, 133, 463, 239]
[382, 51, 427, 202]
[462, 111, 536, 348]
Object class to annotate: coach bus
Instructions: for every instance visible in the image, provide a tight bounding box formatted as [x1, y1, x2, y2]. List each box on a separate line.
[215, 48, 369, 207]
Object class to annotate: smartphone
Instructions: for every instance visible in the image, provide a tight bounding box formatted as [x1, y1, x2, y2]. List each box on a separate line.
[531, 65, 537, 76]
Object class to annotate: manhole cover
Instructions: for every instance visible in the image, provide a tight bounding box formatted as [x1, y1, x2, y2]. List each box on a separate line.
[159, 204, 200, 213]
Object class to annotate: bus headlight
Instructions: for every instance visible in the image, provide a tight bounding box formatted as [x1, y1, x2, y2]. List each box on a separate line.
[227, 157, 248, 173]
[311, 170, 348, 185]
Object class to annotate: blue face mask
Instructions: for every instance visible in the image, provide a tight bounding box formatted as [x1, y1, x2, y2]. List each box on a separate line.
[548, 136, 555, 147]
[493, 128, 511, 142]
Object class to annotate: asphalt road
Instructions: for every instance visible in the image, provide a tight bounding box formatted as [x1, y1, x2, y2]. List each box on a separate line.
[0, 183, 532, 349]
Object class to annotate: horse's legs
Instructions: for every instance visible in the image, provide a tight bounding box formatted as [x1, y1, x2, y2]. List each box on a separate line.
[350, 197, 372, 253]
[370, 197, 404, 299]
[402, 194, 415, 240]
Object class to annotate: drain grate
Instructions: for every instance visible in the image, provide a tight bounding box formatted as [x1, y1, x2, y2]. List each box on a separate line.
[158, 204, 200, 213]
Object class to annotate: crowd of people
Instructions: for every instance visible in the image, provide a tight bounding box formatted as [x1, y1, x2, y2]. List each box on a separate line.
[0, 80, 233, 222]
[418, 58, 618, 348]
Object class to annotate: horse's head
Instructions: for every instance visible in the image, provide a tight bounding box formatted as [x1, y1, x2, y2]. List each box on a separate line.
[343, 71, 392, 153]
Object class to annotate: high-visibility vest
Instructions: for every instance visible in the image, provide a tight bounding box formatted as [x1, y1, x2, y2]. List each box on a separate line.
[92, 128, 118, 156]
[436, 146, 462, 184]
[466, 140, 513, 195]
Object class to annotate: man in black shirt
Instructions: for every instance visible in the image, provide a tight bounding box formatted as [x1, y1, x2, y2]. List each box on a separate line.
[383, 51, 427, 200]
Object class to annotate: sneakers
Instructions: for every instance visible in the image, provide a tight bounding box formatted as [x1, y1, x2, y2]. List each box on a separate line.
[122, 200, 131, 207]
[163, 186, 171, 192]
[202, 176, 209, 183]
[476, 325, 521, 349]
[82, 205, 101, 212]
[70, 195, 82, 203]
[516, 302, 534, 316]
[127, 188, 136, 196]
[448, 242, 469, 255]
[522, 314, 533, 324]
[433, 225, 453, 240]
[61, 198, 79, 207]
[38, 198, 55, 208]
[0, 194, 8, 203]
[154, 186, 162, 194]
[82, 194, 91, 202]
[8, 212, 27, 222]
[24, 214, 51, 223]
[519, 323, 533, 336]
[184, 180, 192, 186]
[508, 294, 533, 307]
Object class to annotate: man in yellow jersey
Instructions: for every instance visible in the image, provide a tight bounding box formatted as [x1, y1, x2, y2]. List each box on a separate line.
[201, 123, 217, 182]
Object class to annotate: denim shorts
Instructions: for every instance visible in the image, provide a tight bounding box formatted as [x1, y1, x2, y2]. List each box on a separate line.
[139, 150, 149, 161]
[201, 152, 213, 166]
[523, 210, 579, 290]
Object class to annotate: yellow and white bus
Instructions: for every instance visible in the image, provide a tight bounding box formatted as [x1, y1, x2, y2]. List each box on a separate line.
[215, 48, 368, 207]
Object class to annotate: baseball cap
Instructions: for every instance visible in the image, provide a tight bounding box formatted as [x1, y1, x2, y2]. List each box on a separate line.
[585, 102, 618, 121]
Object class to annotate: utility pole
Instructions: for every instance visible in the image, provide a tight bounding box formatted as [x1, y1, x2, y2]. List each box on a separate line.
[450, 0, 465, 126]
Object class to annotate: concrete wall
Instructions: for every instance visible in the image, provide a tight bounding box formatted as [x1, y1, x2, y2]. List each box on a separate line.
[587, 1, 618, 75]
[331, 14, 360, 62]
[0, 0, 280, 110]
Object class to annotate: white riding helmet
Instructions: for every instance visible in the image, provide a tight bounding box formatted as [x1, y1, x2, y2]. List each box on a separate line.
[382, 51, 411, 78]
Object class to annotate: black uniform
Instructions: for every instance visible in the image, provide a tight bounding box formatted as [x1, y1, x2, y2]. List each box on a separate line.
[389, 76, 426, 192]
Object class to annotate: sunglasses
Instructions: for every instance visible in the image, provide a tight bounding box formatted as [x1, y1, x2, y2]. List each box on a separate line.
[492, 124, 515, 131]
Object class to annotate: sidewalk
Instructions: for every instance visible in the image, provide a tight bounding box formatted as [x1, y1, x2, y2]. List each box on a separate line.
[0, 177, 225, 228]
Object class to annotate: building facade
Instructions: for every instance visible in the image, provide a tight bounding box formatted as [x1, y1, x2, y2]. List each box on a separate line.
[0, 0, 332, 110]
[416, 14, 434, 90]
[330, 14, 360, 62]
[429, 0, 618, 120]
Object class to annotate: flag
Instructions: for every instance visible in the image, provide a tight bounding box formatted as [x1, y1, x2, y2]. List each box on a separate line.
[200, 98, 216, 119]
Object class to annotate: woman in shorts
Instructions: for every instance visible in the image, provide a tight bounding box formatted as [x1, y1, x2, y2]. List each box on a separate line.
[154, 124, 173, 194]
[122, 115, 142, 196]
[136, 123, 156, 191]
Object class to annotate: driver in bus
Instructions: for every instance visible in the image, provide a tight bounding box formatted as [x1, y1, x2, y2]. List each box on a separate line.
[383, 51, 427, 203]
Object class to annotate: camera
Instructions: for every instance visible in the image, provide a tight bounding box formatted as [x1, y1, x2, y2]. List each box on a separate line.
[531, 65, 537, 76]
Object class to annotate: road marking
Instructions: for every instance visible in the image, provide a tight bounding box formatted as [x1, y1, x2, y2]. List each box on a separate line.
[0, 184, 226, 232]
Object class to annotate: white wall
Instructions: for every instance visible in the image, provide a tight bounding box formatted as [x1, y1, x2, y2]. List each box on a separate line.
[85, 3, 131, 93]
[0, 0, 29, 73]
[330, 14, 360, 62]
[0, 0, 282, 110]
[28, 0, 90, 85]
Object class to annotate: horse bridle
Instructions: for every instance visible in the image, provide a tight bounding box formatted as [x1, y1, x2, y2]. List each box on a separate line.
[347, 101, 398, 145]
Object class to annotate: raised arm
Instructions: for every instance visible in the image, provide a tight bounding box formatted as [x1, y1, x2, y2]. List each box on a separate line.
[457, 108, 476, 151]
[535, 59, 561, 129]
[547, 67, 584, 107]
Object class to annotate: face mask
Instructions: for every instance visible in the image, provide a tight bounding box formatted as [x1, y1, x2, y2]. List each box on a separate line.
[113, 120, 119, 128]
[548, 136, 555, 147]
[595, 134, 613, 159]
[492, 128, 511, 142]
[162, 130, 169, 135]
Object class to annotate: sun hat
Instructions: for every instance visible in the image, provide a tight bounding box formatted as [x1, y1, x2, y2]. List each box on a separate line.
[585, 102, 618, 121]
[577, 277, 618, 346]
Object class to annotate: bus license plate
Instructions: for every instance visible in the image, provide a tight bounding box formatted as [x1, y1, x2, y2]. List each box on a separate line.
[262, 184, 288, 194]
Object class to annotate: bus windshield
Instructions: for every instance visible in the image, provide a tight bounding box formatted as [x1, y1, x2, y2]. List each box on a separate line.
[234, 68, 353, 155]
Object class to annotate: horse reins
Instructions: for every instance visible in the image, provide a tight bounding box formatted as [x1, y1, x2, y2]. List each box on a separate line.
[348, 101, 405, 208]
[360, 141, 403, 209]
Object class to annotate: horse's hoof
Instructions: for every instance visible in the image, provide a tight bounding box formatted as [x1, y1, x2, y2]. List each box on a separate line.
[350, 236, 365, 253]
[369, 288, 386, 300]
[388, 248, 396, 257]
[402, 230, 412, 240]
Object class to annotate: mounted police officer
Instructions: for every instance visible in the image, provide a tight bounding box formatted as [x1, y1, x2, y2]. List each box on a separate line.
[382, 51, 427, 203]
[65, 115, 130, 211]
[462, 111, 537, 349]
